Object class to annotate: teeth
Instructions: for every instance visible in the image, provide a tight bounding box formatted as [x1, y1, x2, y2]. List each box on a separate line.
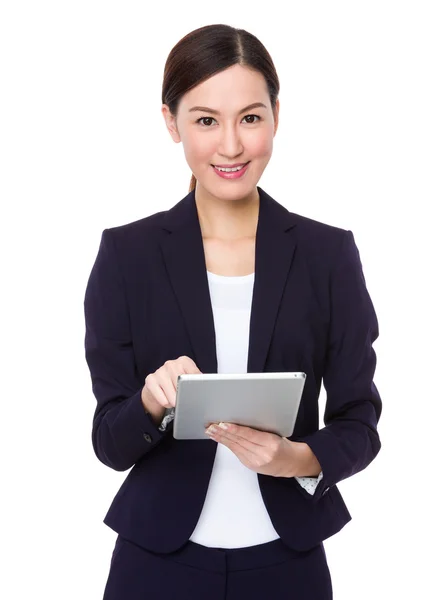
[215, 164, 245, 172]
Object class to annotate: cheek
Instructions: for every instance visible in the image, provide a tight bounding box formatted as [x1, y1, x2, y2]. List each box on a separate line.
[183, 133, 214, 163]
[247, 134, 273, 159]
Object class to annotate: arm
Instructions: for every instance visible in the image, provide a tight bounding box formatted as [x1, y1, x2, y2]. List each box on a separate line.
[294, 441, 324, 495]
[272, 439, 321, 495]
[84, 229, 172, 472]
[293, 229, 382, 501]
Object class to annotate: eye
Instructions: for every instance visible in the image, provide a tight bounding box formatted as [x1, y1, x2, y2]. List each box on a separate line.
[243, 114, 260, 124]
[196, 114, 261, 127]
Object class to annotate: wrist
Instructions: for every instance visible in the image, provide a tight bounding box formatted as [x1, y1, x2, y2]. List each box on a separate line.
[291, 442, 322, 478]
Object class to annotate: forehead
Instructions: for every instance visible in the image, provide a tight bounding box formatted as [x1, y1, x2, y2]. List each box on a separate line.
[178, 65, 269, 114]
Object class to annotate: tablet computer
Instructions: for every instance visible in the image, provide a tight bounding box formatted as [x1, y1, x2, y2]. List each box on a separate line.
[173, 372, 306, 440]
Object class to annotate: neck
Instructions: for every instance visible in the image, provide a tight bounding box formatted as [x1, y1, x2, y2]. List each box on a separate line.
[194, 183, 260, 241]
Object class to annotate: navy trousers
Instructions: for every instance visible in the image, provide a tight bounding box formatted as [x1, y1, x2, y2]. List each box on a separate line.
[103, 535, 333, 599]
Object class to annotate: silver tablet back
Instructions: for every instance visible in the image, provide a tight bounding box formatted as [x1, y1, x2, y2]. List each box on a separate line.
[173, 372, 306, 440]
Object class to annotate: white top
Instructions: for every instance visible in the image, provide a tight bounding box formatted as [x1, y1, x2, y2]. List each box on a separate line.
[188, 270, 323, 548]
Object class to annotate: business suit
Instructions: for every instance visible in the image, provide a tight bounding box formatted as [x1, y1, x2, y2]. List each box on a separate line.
[84, 185, 381, 595]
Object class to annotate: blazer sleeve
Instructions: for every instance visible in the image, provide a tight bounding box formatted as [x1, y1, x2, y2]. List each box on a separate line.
[294, 229, 382, 501]
[84, 228, 172, 472]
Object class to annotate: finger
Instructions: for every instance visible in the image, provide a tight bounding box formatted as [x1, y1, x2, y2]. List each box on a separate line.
[179, 355, 202, 373]
[214, 434, 262, 469]
[145, 375, 170, 408]
[159, 372, 177, 407]
[168, 363, 187, 407]
[207, 426, 266, 455]
[217, 423, 273, 447]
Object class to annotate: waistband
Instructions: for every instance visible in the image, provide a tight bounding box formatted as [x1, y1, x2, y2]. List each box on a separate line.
[149, 538, 321, 573]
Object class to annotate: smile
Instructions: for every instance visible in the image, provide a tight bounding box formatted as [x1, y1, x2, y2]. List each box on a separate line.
[211, 162, 250, 179]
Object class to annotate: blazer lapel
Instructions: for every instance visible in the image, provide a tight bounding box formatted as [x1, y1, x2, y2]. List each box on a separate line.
[160, 186, 297, 374]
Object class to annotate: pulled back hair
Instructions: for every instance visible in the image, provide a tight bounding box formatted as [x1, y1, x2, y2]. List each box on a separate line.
[161, 24, 280, 193]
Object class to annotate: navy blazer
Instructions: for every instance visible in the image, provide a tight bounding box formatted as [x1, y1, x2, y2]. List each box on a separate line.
[84, 186, 382, 554]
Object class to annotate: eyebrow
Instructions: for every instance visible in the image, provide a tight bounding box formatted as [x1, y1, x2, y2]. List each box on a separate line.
[188, 102, 268, 116]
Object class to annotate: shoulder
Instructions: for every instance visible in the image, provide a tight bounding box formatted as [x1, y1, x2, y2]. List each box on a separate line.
[102, 210, 168, 255]
[106, 209, 168, 237]
[286, 210, 350, 262]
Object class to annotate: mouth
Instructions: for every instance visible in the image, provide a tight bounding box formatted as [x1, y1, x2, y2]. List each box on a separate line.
[210, 161, 251, 179]
[211, 161, 249, 169]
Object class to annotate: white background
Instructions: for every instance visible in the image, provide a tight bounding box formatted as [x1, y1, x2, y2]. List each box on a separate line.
[1, 1, 445, 598]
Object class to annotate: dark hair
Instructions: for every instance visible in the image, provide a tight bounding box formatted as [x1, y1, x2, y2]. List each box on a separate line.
[161, 24, 280, 193]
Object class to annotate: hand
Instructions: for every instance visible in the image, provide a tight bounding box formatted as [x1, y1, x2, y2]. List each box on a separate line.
[204, 422, 299, 478]
[142, 356, 202, 423]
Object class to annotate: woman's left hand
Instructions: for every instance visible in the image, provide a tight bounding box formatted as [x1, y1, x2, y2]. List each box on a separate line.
[204, 422, 299, 478]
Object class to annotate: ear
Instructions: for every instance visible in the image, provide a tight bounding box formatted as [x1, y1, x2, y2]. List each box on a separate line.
[161, 104, 181, 143]
[273, 98, 280, 137]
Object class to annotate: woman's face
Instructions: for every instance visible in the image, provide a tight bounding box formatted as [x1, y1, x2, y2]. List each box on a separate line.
[162, 64, 279, 201]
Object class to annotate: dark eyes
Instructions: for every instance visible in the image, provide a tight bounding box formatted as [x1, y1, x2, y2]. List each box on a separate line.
[196, 114, 261, 127]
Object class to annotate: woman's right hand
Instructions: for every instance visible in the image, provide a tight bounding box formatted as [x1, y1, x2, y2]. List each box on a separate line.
[141, 356, 202, 424]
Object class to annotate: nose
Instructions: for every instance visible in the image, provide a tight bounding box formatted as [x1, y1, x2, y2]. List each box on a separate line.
[217, 124, 244, 160]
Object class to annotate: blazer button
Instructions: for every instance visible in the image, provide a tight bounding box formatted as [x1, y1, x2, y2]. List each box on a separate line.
[143, 433, 152, 443]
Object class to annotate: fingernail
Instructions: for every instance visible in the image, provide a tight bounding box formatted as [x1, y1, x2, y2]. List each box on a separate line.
[218, 422, 229, 430]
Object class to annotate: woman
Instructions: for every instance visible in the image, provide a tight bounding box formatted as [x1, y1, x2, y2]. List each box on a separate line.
[84, 24, 382, 600]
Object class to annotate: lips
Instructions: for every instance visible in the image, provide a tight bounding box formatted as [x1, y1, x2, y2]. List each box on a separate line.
[211, 161, 250, 179]
[211, 162, 249, 168]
